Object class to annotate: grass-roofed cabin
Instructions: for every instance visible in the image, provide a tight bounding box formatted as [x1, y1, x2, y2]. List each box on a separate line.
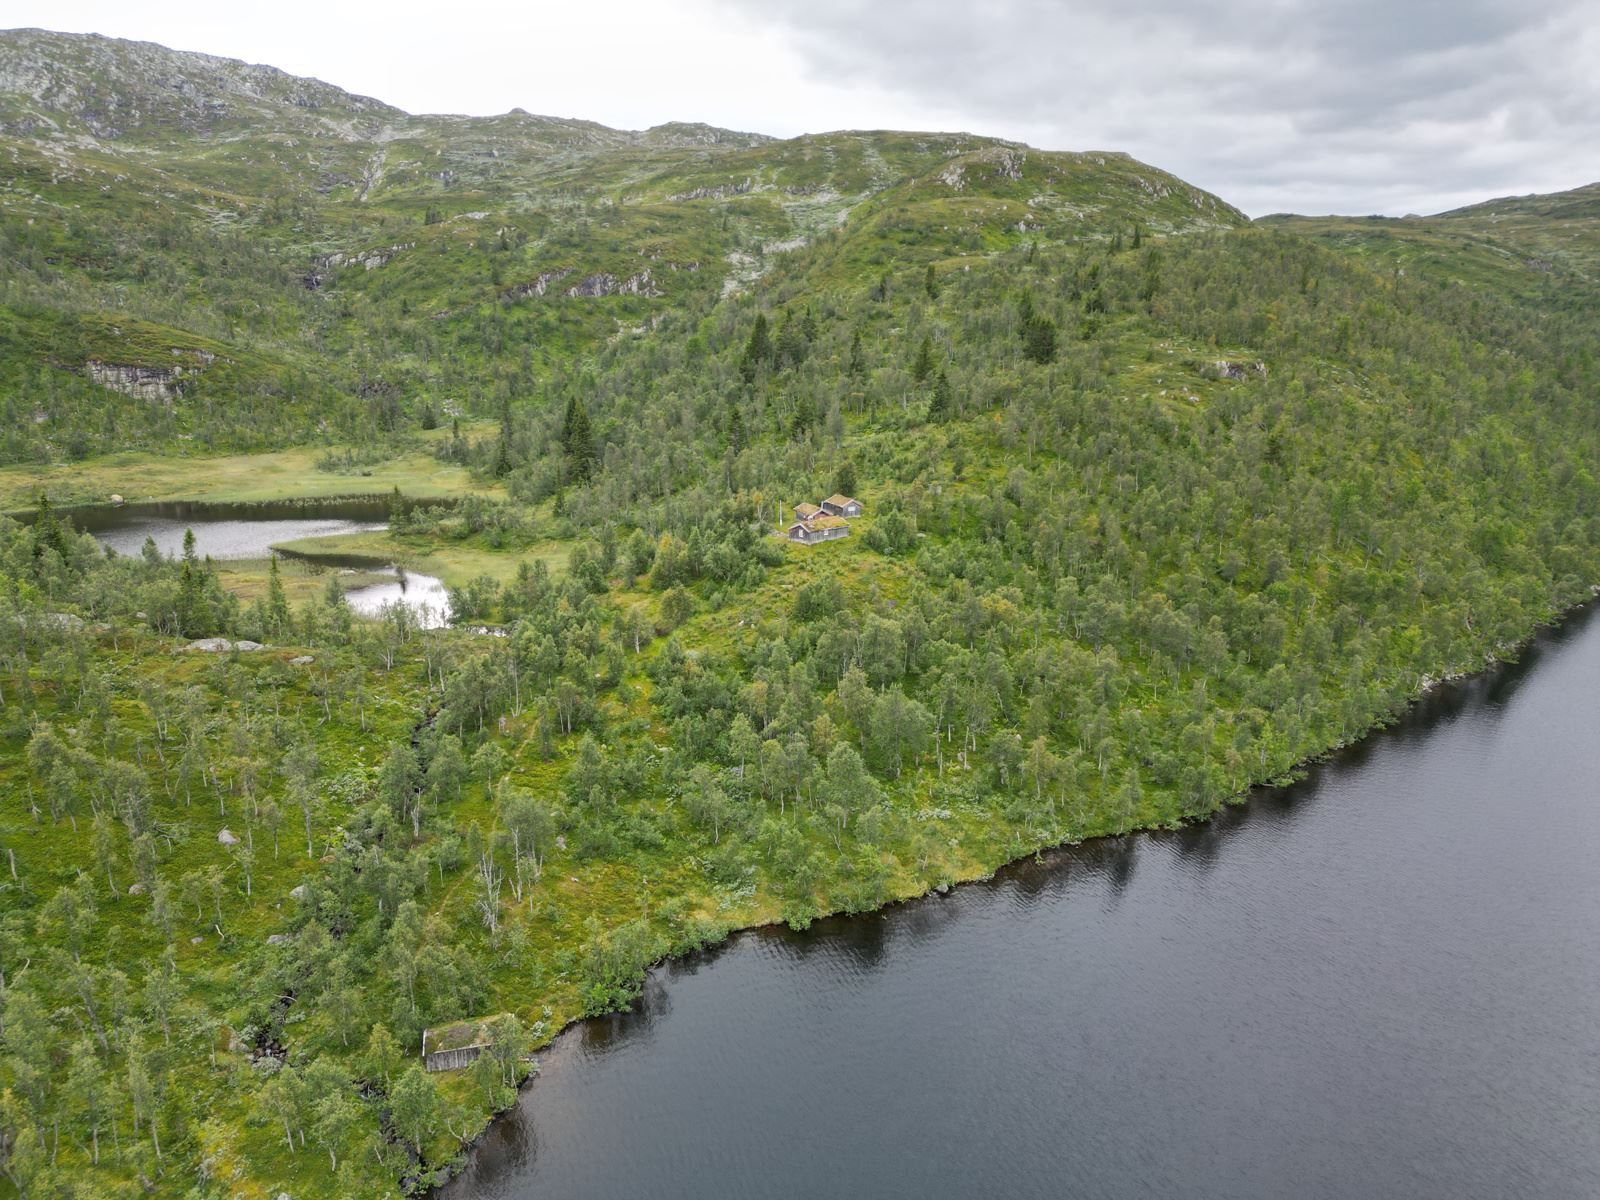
[788, 515, 850, 544]
[422, 1014, 521, 1072]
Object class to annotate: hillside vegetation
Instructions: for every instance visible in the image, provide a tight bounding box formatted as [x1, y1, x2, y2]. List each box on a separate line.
[2, 27, 1600, 1200]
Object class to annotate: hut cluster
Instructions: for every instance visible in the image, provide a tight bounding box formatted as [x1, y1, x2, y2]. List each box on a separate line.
[786, 494, 862, 544]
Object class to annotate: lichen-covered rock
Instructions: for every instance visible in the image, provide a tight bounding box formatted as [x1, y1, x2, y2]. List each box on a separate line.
[181, 638, 233, 653]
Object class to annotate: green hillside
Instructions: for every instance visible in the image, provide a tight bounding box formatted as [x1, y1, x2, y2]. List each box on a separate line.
[2, 27, 1600, 1200]
[0, 29, 1245, 463]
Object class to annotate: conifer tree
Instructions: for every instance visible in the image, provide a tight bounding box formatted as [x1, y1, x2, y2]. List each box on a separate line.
[492, 393, 516, 477]
[739, 314, 772, 384]
[562, 397, 597, 480]
[928, 368, 953, 421]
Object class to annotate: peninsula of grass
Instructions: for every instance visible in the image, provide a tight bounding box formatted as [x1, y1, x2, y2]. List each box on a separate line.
[271, 529, 572, 591]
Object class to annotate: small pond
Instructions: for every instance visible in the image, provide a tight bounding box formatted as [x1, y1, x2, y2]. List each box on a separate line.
[342, 566, 452, 629]
[57, 498, 393, 561]
[55, 499, 454, 626]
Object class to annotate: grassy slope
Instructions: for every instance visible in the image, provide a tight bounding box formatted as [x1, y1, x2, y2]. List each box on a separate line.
[0, 427, 499, 511]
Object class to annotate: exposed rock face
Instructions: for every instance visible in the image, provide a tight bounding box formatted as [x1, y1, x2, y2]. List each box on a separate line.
[0, 28, 401, 142]
[616, 270, 661, 297]
[990, 148, 1026, 181]
[0, 29, 402, 142]
[507, 268, 663, 300]
[505, 268, 573, 300]
[1211, 360, 1269, 380]
[667, 178, 754, 202]
[567, 273, 617, 297]
[564, 270, 660, 298]
[1134, 174, 1173, 200]
[85, 361, 181, 402]
[319, 242, 413, 271]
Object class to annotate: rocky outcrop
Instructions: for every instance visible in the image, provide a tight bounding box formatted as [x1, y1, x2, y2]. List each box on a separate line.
[990, 148, 1026, 181]
[1134, 175, 1173, 200]
[86, 361, 182, 402]
[180, 637, 266, 653]
[320, 242, 413, 271]
[0, 28, 401, 142]
[1209, 360, 1269, 381]
[504, 268, 573, 300]
[508, 266, 664, 301]
[564, 270, 660, 298]
[667, 178, 754, 202]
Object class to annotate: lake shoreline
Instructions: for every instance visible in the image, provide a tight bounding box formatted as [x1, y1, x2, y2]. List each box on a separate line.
[427, 587, 1600, 1196]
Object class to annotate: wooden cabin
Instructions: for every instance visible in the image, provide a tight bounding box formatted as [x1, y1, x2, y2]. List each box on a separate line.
[820, 494, 863, 518]
[794, 502, 823, 520]
[787, 516, 850, 544]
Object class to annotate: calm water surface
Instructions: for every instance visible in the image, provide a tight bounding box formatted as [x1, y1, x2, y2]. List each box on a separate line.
[343, 567, 452, 629]
[70, 500, 453, 625]
[68, 498, 390, 560]
[444, 603, 1600, 1200]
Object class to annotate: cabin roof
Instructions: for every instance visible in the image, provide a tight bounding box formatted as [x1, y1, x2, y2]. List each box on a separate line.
[824, 494, 858, 508]
[810, 515, 848, 529]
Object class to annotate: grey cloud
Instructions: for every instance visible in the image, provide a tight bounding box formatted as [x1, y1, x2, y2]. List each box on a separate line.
[715, 0, 1597, 214]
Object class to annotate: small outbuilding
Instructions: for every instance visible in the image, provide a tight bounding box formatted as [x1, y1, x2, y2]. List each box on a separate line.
[794, 502, 822, 520]
[820, 494, 862, 518]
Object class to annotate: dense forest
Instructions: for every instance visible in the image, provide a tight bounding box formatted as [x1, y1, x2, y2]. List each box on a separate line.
[3, 27, 1600, 1200]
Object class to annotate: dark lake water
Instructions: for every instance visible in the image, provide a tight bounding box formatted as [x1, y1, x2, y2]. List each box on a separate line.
[442, 602, 1600, 1200]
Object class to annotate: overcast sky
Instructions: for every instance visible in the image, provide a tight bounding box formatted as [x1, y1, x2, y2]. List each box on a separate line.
[9, 0, 1597, 215]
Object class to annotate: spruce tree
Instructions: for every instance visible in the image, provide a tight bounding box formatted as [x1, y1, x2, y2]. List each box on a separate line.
[493, 394, 514, 476]
[911, 334, 936, 384]
[1022, 315, 1058, 365]
[567, 399, 597, 480]
[739, 314, 772, 384]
